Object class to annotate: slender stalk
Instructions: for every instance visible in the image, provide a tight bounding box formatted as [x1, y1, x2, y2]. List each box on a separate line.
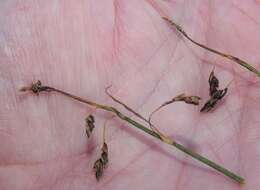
[20, 81, 245, 184]
[163, 17, 260, 77]
[105, 86, 150, 124]
[148, 94, 200, 124]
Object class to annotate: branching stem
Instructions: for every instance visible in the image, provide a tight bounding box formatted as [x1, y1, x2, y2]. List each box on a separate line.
[20, 81, 245, 184]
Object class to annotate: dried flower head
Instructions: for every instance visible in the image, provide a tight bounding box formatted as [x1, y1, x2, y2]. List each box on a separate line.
[93, 143, 109, 180]
[85, 115, 95, 138]
[178, 94, 201, 105]
[201, 71, 228, 112]
[20, 80, 50, 95]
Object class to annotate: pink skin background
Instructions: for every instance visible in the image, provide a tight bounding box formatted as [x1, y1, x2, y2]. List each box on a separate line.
[1, 0, 260, 189]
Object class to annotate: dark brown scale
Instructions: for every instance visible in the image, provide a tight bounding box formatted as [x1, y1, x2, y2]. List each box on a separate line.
[87, 115, 95, 124]
[101, 152, 108, 166]
[93, 159, 104, 181]
[200, 88, 228, 112]
[200, 99, 216, 112]
[212, 88, 228, 100]
[85, 115, 95, 138]
[101, 143, 108, 165]
[208, 71, 219, 96]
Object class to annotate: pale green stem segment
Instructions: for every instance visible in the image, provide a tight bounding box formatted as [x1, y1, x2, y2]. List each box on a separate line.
[119, 113, 244, 184]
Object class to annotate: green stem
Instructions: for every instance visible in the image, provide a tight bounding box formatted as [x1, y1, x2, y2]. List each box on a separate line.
[121, 114, 244, 184]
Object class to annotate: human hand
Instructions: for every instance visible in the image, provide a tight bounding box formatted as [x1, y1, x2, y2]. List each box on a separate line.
[1, 1, 260, 189]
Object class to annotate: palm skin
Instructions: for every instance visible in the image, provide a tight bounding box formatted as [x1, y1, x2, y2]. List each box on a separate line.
[1, 0, 260, 189]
